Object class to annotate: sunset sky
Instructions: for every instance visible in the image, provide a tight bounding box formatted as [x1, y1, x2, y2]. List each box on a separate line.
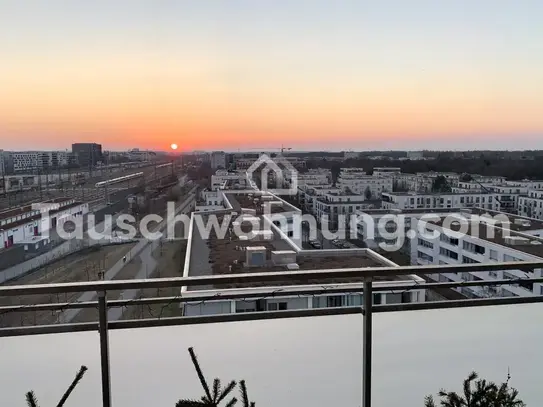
[1, 0, 542, 152]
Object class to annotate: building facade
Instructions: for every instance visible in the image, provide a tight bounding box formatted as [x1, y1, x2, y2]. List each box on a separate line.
[382, 192, 502, 211]
[210, 151, 227, 170]
[72, 143, 103, 167]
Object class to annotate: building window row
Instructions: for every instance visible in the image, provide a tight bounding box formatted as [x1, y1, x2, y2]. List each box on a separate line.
[439, 247, 459, 260]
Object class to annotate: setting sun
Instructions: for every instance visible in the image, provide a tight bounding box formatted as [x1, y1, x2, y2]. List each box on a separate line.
[170, 143, 178, 150]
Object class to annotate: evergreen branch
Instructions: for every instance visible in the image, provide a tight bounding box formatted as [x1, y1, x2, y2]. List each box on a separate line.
[188, 347, 213, 403]
[224, 398, 238, 407]
[26, 391, 39, 407]
[239, 380, 249, 407]
[56, 365, 88, 407]
[216, 380, 237, 405]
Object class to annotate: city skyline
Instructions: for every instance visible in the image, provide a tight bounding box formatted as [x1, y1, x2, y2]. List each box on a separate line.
[1, 0, 542, 151]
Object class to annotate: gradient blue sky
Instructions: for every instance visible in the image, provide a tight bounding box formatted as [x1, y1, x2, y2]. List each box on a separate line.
[1, 0, 542, 151]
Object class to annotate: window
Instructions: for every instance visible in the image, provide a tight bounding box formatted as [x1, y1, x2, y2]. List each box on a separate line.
[418, 251, 433, 262]
[504, 254, 520, 262]
[463, 241, 485, 255]
[462, 256, 479, 264]
[418, 238, 433, 249]
[440, 234, 458, 246]
[440, 247, 458, 260]
[489, 249, 498, 261]
[373, 293, 382, 305]
[267, 302, 287, 311]
[327, 296, 344, 308]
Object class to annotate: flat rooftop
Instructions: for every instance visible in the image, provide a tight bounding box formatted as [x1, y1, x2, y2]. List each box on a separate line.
[189, 214, 392, 290]
[224, 192, 299, 215]
[0, 197, 76, 221]
[0, 198, 80, 225]
[432, 214, 543, 258]
[357, 207, 467, 216]
[468, 208, 543, 232]
[384, 191, 494, 196]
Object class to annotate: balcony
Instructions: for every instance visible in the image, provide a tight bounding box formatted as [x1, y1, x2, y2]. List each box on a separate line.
[1, 262, 543, 407]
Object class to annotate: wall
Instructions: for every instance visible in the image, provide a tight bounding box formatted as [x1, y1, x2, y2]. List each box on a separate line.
[0, 245, 26, 271]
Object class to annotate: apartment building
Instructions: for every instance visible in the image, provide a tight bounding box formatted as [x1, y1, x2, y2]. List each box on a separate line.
[10, 151, 42, 172]
[127, 149, 156, 162]
[381, 191, 502, 212]
[372, 167, 401, 177]
[518, 190, 543, 220]
[287, 168, 331, 187]
[406, 151, 424, 160]
[337, 169, 392, 198]
[210, 151, 227, 170]
[411, 208, 543, 298]
[344, 151, 360, 160]
[356, 207, 463, 254]
[181, 190, 425, 317]
[210, 170, 248, 191]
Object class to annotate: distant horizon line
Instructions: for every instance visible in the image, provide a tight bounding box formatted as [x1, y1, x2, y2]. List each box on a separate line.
[2, 147, 543, 154]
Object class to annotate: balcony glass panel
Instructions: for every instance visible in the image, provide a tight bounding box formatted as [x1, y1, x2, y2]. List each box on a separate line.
[0, 304, 542, 406]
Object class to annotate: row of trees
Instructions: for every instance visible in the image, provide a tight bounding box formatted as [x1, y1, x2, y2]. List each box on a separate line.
[308, 155, 543, 181]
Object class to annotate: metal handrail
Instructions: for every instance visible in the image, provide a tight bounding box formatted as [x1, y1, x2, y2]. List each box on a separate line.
[1, 277, 543, 314]
[2, 261, 543, 407]
[1, 260, 542, 296]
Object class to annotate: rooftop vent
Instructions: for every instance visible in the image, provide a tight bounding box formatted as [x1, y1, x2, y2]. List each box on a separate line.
[514, 219, 531, 227]
[271, 250, 297, 265]
[245, 246, 267, 267]
[504, 236, 530, 245]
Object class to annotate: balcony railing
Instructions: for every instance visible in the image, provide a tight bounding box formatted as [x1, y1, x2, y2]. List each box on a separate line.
[1, 261, 543, 407]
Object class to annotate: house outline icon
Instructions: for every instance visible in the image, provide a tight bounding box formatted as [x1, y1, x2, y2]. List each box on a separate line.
[246, 153, 298, 195]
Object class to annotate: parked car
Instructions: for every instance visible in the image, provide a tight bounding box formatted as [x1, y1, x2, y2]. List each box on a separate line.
[309, 240, 322, 249]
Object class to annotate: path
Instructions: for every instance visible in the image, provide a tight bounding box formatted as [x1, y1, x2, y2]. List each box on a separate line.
[62, 186, 197, 322]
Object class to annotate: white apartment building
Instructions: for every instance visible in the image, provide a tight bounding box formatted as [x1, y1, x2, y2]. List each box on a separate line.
[394, 172, 459, 192]
[406, 151, 424, 160]
[127, 149, 156, 162]
[337, 168, 392, 198]
[373, 167, 401, 177]
[505, 180, 543, 190]
[411, 209, 543, 298]
[181, 190, 425, 317]
[344, 151, 360, 160]
[297, 186, 380, 230]
[211, 151, 227, 170]
[474, 175, 506, 184]
[382, 192, 502, 211]
[8, 151, 74, 172]
[356, 207, 463, 253]
[210, 170, 248, 190]
[313, 190, 380, 231]
[287, 168, 331, 187]
[518, 190, 543, 220]
[11, 151, 42, 172]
